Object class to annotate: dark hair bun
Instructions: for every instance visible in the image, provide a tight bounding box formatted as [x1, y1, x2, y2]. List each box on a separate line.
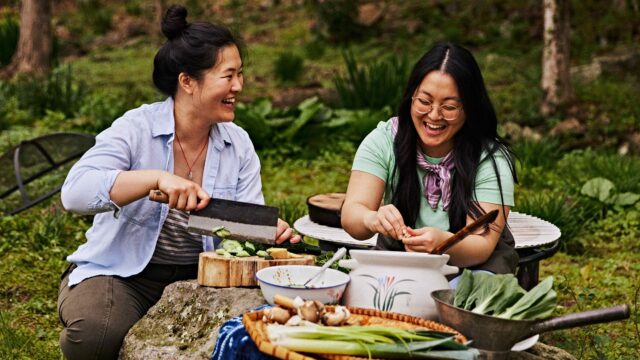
[161, 5, 188, 40]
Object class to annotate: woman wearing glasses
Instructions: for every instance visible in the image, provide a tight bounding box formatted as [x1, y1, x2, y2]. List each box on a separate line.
[341, 42, 517, 283]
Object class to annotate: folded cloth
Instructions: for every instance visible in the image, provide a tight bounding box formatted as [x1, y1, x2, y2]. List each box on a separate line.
[211, 304, 278, 360]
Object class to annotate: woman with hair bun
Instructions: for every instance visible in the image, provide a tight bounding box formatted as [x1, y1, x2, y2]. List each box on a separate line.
[57, 5, 300, 359]
[341, 42, 518, 285]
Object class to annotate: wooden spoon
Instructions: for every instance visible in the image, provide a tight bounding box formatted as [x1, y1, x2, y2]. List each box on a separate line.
[432, 209, 499, 255]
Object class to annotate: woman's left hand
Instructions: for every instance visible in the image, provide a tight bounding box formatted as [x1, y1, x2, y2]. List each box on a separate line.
[275, 218, 302, 244]
[401, 227, 450, 253]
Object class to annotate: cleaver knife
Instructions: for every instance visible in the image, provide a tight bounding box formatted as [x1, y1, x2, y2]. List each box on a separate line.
[149, 190, 279, 245]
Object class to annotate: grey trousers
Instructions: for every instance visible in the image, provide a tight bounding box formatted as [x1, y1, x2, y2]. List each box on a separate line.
[57, 262, 197, 360]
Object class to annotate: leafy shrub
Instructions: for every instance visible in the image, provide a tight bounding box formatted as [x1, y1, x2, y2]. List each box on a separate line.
[273, 52, 305, 83]
[511, 138, 562, 169]
[0, 15, 19, 66]
[557, 149, 640, 194]
[308, 0, 363, 43]
[74, 91, 129, 133]
[77, 0, 112, 35]
[334, 51, 410, 110]
[514, 190, 596, 254]
[8, 65, 87, 120]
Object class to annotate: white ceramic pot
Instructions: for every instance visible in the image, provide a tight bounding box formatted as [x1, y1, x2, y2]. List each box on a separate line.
[338, 250, 458, 320]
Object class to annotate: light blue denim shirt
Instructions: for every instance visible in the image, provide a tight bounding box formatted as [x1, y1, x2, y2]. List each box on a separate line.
[61, 97, 264, 286]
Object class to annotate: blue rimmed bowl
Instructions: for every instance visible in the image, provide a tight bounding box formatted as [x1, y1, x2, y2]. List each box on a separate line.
[255, 265, 350, 305]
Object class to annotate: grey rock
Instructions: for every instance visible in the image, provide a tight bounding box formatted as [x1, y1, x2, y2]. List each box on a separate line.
[509, 342, 576, 359]
[119, 280, 265, 360]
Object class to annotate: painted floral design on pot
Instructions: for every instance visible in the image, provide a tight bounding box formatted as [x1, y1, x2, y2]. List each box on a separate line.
[360, 274, 414, 312]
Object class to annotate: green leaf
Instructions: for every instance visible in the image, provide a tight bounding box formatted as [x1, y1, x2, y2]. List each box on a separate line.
[610, 192, 640, 207]
[581, 177, 615, 203]
[453, 269, 473, 308]
[497, 276, 554, 319]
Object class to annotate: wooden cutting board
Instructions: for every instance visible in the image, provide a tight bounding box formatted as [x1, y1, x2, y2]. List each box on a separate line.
[197, 252, 315, 287]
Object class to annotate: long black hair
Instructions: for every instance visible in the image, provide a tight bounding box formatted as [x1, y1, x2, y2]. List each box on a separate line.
[152, 5, 243, 97]
[391, 42, 516, 232]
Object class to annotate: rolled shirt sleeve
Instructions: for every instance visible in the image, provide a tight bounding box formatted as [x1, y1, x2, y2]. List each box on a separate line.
[61, 118, 136, 215]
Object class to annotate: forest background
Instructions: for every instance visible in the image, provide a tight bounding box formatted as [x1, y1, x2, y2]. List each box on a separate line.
[0, 0, 639, 359]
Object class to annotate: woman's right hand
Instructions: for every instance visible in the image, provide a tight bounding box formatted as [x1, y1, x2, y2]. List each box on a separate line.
[156, 172, 210, 211]
[363, 204, 407, 240]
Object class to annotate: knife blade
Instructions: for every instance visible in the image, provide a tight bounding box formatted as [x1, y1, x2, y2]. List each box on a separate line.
[432, 209, 500, 255]
[148, 190, 279, 245]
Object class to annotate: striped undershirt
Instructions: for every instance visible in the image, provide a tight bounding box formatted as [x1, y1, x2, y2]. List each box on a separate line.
[150, 208, 202, 265]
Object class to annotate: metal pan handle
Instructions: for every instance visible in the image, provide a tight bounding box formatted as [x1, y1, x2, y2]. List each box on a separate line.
[530, 304, 630, 336]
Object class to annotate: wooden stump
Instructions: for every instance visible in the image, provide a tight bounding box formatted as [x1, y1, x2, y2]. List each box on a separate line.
[197, 252, 315, 287]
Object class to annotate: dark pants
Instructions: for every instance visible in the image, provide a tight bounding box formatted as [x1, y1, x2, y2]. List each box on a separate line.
[57, 263, 197, 360]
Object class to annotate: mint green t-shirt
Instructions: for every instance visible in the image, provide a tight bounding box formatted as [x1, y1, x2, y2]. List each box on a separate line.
[352, 119, 515, 231]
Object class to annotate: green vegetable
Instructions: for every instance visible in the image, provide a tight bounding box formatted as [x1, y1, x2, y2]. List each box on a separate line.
[453, 270, 473, 308]
[215, 249, 229, 256]
[221, 239, 243, 254]
[454, 269, 556, 320]
[266, 324, 479, 359]
[256, 250, 268, 257]
[243, 241, 256, 255]
[235, 250, 251, 257]
[212, 226, 231, 238]
[496, 277, 557, 320]
[472, 274, 523, 315]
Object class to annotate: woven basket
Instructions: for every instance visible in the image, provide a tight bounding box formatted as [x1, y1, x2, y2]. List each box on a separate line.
[242, 305, 467, 360]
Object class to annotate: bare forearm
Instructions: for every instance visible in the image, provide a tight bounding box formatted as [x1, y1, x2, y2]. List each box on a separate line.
[341, 202, 377, 240]
[109, 170, 163, 207]
[445, 234, 497, 268]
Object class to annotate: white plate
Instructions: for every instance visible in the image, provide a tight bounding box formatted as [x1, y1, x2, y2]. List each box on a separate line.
[511, 334, 539, 351]
[294, 215, 376, 248]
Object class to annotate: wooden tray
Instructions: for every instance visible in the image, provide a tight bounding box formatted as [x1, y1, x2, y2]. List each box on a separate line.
[197, 252, 315, 287]
[242, 306, 467, 360]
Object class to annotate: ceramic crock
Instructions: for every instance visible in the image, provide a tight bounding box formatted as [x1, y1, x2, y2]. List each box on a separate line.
[338, 250, 458, 320]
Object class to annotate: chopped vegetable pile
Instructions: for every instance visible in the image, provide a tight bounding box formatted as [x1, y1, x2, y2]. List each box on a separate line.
[211, 226, 321, 259]
[453, 269, 557, 320]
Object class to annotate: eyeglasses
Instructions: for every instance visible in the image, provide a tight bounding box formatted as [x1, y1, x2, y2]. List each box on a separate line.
[411, 97, 462, 121]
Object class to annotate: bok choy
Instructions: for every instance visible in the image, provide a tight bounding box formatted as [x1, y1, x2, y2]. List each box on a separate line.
[267, 324, 479, 359]
[454, 269, 557, 320]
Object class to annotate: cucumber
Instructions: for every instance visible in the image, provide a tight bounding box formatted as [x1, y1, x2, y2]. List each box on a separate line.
[215, 248, 229, 256]
[256, 250, 268, 257]
[243, 241, 256, 255]
[221, 239, 243, 253]
[236, 250, 251, 257]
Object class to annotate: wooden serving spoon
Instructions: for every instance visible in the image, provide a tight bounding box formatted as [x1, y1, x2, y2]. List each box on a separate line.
[432, 209, 500, 255]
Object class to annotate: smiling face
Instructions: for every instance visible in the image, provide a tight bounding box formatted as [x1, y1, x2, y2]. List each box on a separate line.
[411, 71, 465, 157]
[190, 45, 244, 123]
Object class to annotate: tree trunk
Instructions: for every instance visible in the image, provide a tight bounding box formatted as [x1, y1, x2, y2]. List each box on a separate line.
[0, 0, 52, 78]
[155, 0, 165, 35]
[541, 0, 572, 116]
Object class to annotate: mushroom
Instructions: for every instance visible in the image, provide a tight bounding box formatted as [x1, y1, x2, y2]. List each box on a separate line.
[321, 306, 351, 326]
[297, 300, 324, 323]
[262, 306, 291, 324]
[284, 315, 303, 326]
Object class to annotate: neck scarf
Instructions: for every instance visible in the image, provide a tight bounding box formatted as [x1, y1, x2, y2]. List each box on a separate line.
[391, 117, 455, 210]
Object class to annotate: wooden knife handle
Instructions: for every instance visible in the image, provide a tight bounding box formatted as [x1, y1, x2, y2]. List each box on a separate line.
[149, 190, 169, 203]
[432, 209, 499, 255]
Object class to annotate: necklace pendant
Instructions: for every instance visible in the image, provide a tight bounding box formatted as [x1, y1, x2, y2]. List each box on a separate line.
[188, 171, 193, 180]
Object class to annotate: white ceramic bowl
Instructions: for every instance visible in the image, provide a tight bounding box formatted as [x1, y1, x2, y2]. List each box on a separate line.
[255, 265, 350, 305]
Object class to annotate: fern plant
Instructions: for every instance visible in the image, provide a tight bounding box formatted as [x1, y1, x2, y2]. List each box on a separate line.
[334, 51, 410, 110]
